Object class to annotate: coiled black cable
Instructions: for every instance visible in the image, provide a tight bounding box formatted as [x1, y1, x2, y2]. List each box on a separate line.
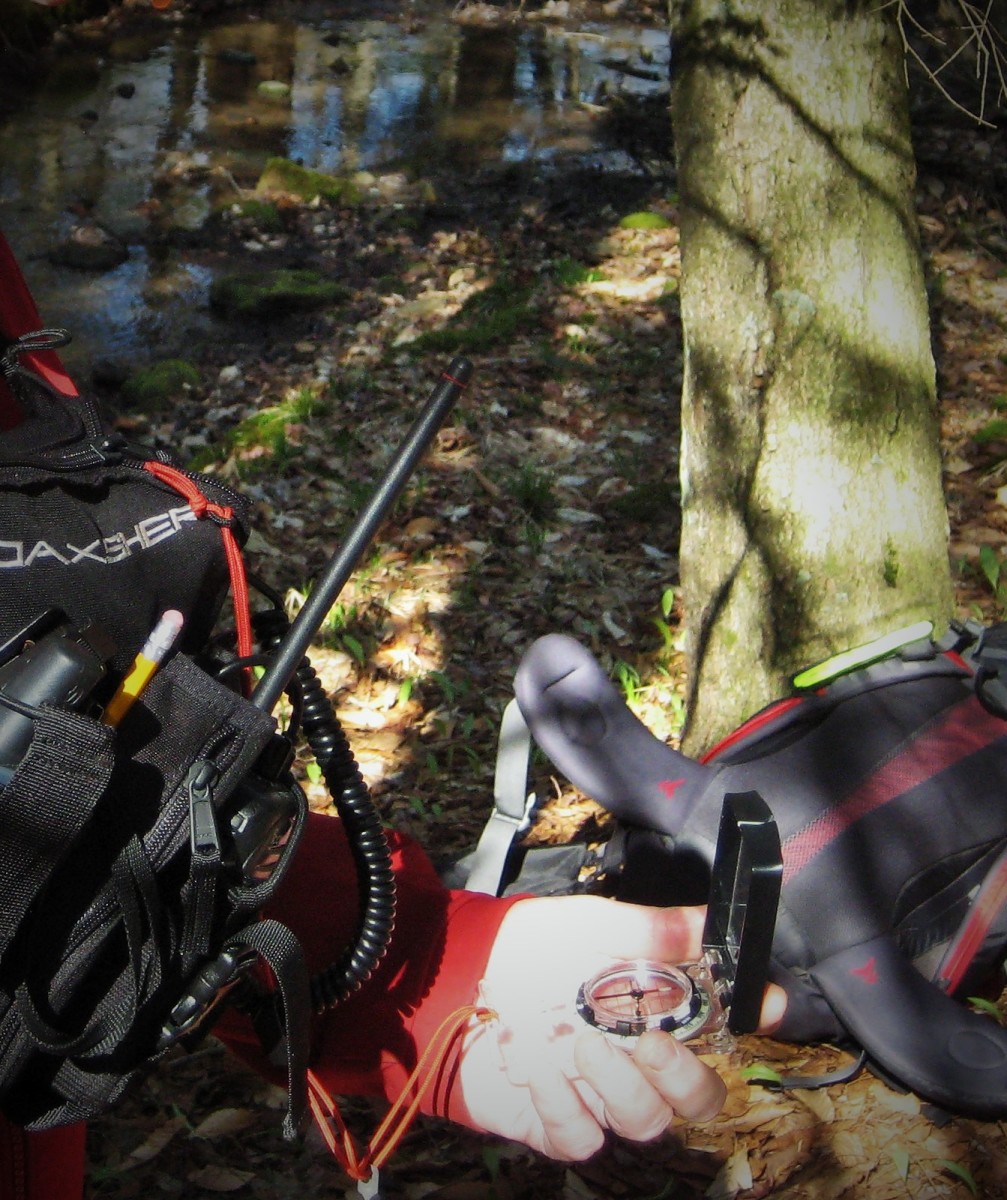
[253, 606, 396, 1012]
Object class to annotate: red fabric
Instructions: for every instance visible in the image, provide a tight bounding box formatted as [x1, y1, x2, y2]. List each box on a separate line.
[0, 232, 78, 408]
[217, 811, 522, 1127]
[0, 1121, 85, 1200]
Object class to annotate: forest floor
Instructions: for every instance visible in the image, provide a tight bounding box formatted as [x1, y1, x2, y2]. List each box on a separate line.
[34, 1, 1007, 1197]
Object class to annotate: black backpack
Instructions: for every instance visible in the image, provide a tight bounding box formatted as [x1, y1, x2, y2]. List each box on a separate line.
[462, 626, 1007, 1118]
[0, 233, 465, 1134]
[0, 327, 314, 1133]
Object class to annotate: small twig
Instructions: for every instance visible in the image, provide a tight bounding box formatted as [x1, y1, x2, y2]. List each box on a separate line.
[886, 0, 1007, 127]
[472, 467, 502, 498]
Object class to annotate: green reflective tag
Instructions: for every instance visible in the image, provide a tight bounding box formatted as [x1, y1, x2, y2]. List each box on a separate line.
[792, 620, 934, 690]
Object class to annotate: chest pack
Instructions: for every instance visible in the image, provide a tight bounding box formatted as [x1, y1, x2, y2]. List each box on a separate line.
[0, 326, 322, 1133]
[0, 224, 469, 1134]
[0, 232, 401, 1136]
[460, 626, 1007, 1119]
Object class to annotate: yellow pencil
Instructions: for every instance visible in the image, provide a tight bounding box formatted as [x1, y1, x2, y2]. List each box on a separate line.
[103, 609, 184, 728]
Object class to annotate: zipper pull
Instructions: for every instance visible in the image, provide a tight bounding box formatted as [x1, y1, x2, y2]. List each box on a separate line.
[183, 759, 224, 971]
[188, 759, 222, 860]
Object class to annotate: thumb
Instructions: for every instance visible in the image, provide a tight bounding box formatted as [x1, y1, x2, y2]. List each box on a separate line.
[486, 896, 708, 993]
[758, 982, 788, 1033]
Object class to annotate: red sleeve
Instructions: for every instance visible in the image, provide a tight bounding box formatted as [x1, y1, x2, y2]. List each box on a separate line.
[215, 811, 523, 1128]
[0, 1119, 85, 1200]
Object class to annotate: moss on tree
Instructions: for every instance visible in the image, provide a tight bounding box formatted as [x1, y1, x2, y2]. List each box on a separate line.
[671, 0, 953, 750]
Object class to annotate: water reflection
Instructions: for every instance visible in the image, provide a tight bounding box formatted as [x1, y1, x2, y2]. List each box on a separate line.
[0, 7, 669, 369]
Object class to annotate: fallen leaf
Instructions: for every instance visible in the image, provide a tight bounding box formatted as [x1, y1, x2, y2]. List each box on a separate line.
[191, 1107, 258, 1139]
[562, 1169, 602, 1199]
[186, 1163, 256, 1192]
[404, 516, 440, 538]
[601, 610, 628, 639]
[890, 1145, 910, 1182]
[707, 1144, 753, 1199]
[123, 1115, 186, 1167]
[722, 1099, 795, 1132]
[557, 506, 601, 523]
[832, 1128, 866, 1166]
[795, 1087, 836, 1123]
[760, 1131, 812, 1190]
[871, 1083, 921, 1116]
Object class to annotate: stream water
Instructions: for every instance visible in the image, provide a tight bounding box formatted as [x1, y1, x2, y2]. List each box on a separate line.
[0, 4, 670, 375]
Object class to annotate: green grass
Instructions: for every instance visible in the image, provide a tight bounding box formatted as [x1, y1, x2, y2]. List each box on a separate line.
[187, 387, 327, 475]
[552, 256, 607, 286]
[505, 463, 558, 523]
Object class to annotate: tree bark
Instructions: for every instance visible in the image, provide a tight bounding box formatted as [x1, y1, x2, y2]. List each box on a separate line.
[669, 0, 953, 753]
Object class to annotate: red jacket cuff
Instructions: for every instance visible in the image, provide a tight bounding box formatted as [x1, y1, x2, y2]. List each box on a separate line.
[216, 812, 523, 1128]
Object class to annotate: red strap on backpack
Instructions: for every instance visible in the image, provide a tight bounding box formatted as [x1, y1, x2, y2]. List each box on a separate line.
[143, 460, 255, 693]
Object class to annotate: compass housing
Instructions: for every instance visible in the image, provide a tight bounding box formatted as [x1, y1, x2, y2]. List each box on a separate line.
[576, 957, 726, 1045]
[576, 792, 781, 1049]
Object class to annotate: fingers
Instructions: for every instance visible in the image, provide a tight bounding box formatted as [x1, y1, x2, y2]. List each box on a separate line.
[524, 1028, 728, 1159]
[573, 1026, 726, 1146]
[527, 1060, 607, 1162]
[632, 1030, 727, 1122]
[758, 982, 788, 1034]
[574, 1030, 674, 1142]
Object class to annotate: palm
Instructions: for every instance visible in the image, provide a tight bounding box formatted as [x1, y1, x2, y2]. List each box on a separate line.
[456, 896, 724, 1160]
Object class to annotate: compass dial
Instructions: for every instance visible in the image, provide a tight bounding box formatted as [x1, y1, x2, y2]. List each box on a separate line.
[577, 959, 711, 1041]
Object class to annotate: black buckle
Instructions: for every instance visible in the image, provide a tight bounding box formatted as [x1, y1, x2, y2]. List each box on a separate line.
[158, 945, 257, 1049]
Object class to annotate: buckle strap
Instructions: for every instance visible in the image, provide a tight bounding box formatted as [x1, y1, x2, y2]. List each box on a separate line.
[463, 699, 536, 896]
[164, 922, 311, 1140]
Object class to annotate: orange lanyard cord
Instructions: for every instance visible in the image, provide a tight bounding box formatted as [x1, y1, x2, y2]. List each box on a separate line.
[307, 1004, 497, 1183]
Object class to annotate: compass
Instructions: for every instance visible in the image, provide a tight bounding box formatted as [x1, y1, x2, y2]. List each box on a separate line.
[576, 959, 713, 1043]
[577, 793, 783, 1049]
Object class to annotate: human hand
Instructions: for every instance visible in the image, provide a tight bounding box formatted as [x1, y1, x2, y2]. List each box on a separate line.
[458, 895, 785, 1161]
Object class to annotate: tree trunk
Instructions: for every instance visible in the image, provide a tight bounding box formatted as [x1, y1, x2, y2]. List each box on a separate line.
[669, 0, 953, 753]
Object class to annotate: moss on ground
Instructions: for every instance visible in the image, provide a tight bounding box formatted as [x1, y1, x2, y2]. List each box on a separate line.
[209, 269, 349, 320]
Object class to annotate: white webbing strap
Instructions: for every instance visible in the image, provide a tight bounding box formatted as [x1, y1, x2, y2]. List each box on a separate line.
[463, 698, 537, 895]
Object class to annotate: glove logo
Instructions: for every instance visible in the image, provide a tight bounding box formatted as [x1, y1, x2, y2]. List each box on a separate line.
[850, 957, 878, 985]
[659, 778, 685, 799]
